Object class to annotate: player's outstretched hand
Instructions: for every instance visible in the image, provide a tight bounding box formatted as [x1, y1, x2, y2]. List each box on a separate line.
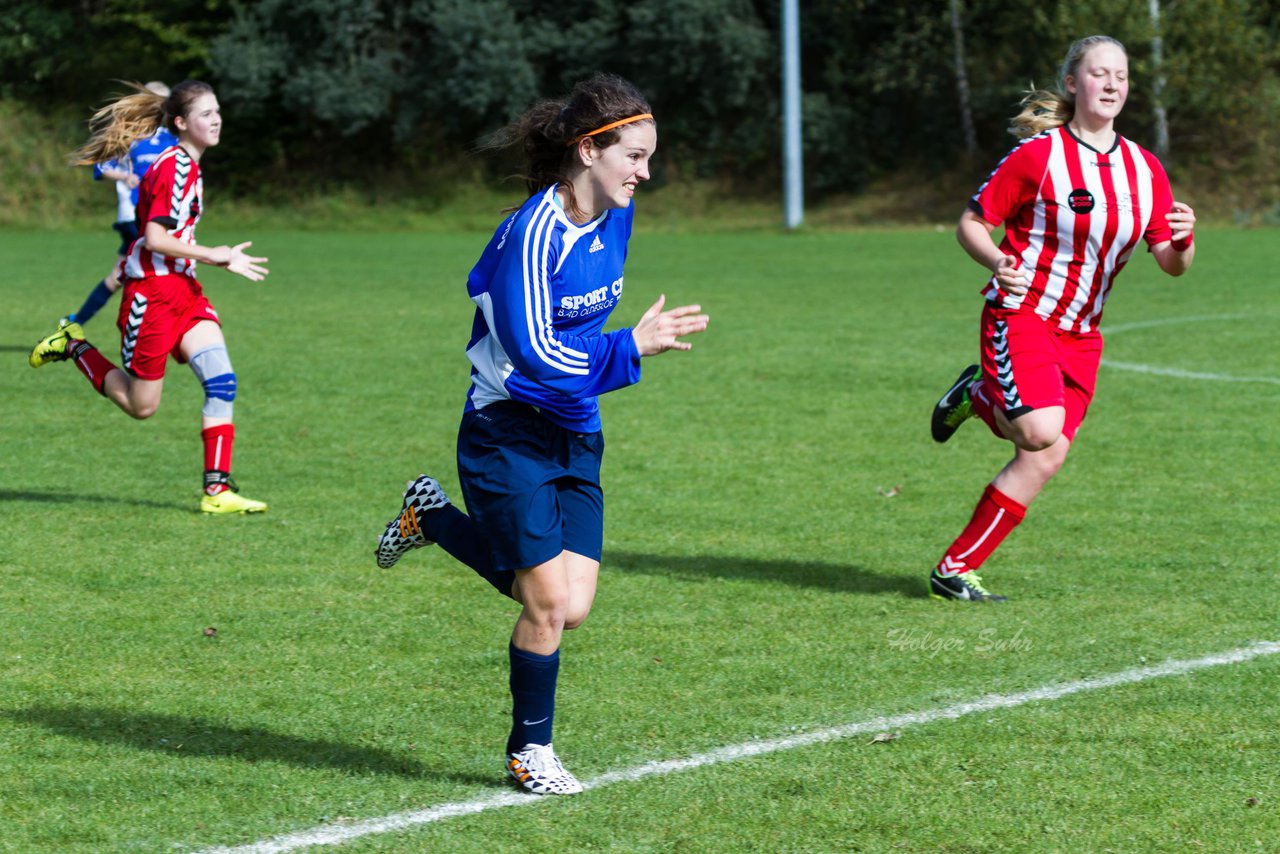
[219, 241, 269, 282]
[992, 254, 1029, 297]
[632, 294, 709, 356]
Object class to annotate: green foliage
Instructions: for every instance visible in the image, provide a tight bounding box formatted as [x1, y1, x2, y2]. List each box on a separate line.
[1162, 0, 1280, 171]
[0, 1, 74, 97]
[802, 0, 957, 185]
[402, 0, 542, 139]
[214, 0, 401, 135]
[623, 0, 774, 177]
[208, 0, 774, 184]
[3, 0, 1280, 208]
[0, 0, 224, 103]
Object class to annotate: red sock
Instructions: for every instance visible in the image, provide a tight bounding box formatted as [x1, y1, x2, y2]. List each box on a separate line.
[69, 341, 117, 395]
[202, 424, 235, 495]
[937, 484, 1027, 575]
[969, 379, 1005, 438]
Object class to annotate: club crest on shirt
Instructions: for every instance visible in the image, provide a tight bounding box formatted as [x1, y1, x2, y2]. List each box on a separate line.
[1067, 188, 1095, 214]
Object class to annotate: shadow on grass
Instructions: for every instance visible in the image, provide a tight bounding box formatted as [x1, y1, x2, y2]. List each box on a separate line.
[606, 550, 925, 598]
[0, 344, 36, 353]
[0, 489, 182, 512]
[3, 704, 492, 785]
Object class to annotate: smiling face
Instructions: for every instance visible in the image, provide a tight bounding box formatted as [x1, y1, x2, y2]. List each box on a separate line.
[174, 92, 222, 157]
[1066, 42, 1129, 129]
[575, 122, 657, 218]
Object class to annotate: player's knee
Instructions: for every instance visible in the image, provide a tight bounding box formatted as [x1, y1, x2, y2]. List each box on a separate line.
[1017, 437, 1070, 483]
[543, 601, 571, 632]
[129, 401, 160, 420]
[1008, 412, 1064, 451]
[526, 594, 570, 633]
[189, 345, 236, 419]
[1015, 429, 1060, 452]
[563, 608, 591, 631]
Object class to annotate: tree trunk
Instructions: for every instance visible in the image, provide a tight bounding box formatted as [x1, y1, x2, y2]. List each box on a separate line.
[950, 0, 978, 155]
[1149, 0, 1171, 160]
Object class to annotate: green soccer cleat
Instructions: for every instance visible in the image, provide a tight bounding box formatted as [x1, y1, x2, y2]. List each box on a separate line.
[931, 364, 979, 443]
[930, 568, 1007, 602]
[29, 319, 85, 368]
[200, 487, 268, 514]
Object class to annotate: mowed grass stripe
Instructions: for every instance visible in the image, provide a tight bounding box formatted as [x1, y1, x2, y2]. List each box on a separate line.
[197, 640, 1280, 854]
[2, 227, 1276, 853]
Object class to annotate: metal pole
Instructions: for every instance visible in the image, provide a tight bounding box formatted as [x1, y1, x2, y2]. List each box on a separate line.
[782, 0, 803, 229]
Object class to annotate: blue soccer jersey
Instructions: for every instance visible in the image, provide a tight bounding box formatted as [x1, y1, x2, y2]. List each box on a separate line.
[464, 185, 642, 432]
[93, 127, 180, 221]
[127, 128, 179, 203]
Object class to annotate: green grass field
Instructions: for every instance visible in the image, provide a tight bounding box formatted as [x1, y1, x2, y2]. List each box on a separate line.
[1, 223, 1278, 853]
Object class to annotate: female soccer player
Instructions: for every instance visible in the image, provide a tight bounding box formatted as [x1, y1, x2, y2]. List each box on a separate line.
[928, 35, 1196, 601]
[30, 80, 270, 514]
[66, 81, 178, 327]
[374, 73, 708, 793]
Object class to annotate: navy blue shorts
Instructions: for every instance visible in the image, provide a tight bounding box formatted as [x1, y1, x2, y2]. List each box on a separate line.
[113, 220, 139, 256]
[456, 401, 605, 573]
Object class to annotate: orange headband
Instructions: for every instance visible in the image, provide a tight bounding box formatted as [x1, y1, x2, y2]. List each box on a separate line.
[567, 113, 654, 147]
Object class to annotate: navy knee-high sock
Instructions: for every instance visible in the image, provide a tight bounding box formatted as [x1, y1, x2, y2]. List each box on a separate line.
[507, 642, 559, 753]
[421, 504, 514, 599]
[73, 280, 115, 325]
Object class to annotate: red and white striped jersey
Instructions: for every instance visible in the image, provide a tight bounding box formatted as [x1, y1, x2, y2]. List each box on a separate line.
[969, 126, 1175, 333]
[122, 145, 203, 280]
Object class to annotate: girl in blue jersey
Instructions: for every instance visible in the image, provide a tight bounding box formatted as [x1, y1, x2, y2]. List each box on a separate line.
[375, 73, 708, 795]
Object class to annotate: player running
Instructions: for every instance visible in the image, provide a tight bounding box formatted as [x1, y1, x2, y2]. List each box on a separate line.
[66, 81, 178, 328]
[374, 74, 708, 793]
[928, 35, 1197, 601]
[29, 80, 270, 514]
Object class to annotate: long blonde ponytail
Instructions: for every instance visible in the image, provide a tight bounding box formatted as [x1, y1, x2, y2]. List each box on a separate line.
[73, 83, 167, 165]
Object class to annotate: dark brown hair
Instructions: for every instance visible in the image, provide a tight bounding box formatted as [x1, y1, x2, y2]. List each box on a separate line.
[486, 73, 653, 219]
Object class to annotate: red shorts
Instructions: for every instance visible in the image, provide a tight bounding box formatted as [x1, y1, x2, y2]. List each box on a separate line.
[977, 302, 1102, 441]
[116, 274, 221, 381]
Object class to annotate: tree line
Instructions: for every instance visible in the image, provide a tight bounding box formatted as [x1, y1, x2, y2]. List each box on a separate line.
[3, 0, 1278, 208]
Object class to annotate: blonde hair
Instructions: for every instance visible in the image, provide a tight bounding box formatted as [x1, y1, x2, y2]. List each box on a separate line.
[73, 79, 212, 165]
[1009, 35, 1126, 139]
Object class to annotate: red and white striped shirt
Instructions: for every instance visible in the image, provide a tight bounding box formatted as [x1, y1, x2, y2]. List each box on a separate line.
[122, 145, 203, 280]
[969, 126, 1175, 333]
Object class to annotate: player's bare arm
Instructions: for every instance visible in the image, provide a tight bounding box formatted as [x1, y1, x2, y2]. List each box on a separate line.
[956, 209, 1028, 296]
[143, 222, 269, 281]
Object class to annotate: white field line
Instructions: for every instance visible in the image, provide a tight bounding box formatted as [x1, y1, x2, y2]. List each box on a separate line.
[195, 640, 1280, 854]
[1100, 313, 1280, 385]
[1101, 359, 1280, 386]
[1101, 313, 1250, 335]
